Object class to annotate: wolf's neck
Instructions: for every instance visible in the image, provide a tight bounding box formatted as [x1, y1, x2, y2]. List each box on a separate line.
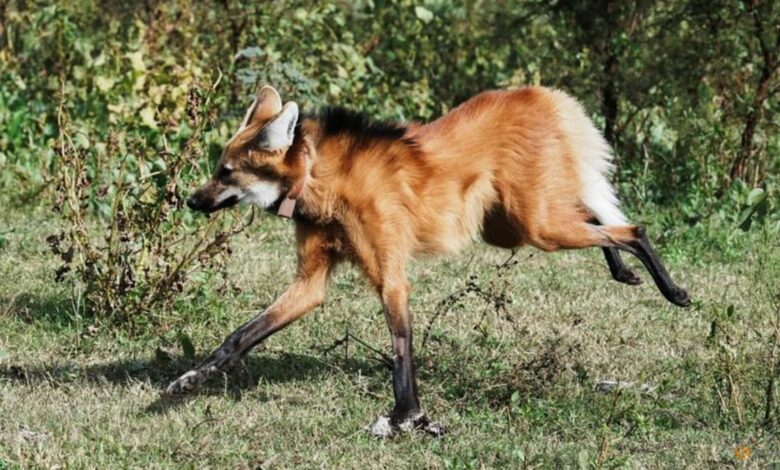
[292, 123, 343, 223]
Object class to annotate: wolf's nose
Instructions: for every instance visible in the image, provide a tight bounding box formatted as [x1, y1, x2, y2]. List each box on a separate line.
[186, 195, 199, 210]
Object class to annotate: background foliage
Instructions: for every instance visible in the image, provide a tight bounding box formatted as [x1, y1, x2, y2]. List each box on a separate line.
[0, 0, 778, 309]
[2, 2, 780, 467]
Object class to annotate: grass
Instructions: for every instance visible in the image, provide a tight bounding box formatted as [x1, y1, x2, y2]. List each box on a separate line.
[1, 205, 779, 468]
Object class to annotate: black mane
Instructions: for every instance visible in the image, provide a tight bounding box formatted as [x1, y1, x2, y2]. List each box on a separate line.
[317, 107, 407, 141]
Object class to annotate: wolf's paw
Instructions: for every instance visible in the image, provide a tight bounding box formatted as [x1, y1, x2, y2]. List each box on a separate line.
[165, 369, 207, 395]
[614, 267, 642, 285]
[366, 413, 446, 438]
[366, 415, 396, 438]
[669, 287, 691, 308]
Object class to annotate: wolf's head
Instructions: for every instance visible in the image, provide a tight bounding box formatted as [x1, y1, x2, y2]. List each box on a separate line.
[187, 85, 306, 214]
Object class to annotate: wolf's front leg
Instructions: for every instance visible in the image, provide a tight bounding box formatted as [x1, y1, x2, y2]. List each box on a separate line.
[166, 229, 336, 394]
[165, 299, 309, 394]
[367, 278, 446, 438]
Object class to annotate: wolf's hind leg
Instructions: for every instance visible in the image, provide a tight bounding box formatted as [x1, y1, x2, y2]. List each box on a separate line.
[603, 226, 691, 307]
[526, 221, 615, 251]
[602, 247, 642, 285]
[527, 222, 689, 306]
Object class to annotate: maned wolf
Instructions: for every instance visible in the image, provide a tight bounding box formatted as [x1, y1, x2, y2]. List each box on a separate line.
[167, 85, 690, 437]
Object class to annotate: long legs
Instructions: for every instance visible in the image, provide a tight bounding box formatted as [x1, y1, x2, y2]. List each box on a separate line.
[602, 247, 642, 285]
[593, 218, 642, 285]
[365, 263, 444, 437]
[166, 226, 338, 394]
[381, 282, 421, 423]
[527, 221, 690, 307]
[614, 227, 690, 306]
[482, 207, 642, 285]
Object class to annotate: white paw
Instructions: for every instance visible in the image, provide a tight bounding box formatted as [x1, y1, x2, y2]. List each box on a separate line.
[422, 420, 446, 437]
[165, 369, 201, 395]
[366, 416, 395, 438]
[365, 412, 446, 438]
[397, 411, 425, 432]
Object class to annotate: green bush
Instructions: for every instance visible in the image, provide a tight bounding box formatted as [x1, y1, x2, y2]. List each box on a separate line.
[46, 77, 248, 322]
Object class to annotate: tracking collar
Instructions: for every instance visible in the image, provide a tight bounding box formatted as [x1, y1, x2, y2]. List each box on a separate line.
[277, 137, 312, 218]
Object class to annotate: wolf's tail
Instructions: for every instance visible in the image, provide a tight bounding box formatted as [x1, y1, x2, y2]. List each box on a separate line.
[550, 89, 628, 226]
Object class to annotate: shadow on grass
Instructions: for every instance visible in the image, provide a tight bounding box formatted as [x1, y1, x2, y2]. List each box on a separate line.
[0, 350, 387, 415]
[1, 292, 80, 326]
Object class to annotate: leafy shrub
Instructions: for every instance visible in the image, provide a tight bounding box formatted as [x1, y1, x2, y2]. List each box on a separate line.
[46, 79, 248, 322]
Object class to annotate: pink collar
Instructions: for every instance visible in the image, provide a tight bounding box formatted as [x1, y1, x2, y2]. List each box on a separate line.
[277, 140, 311, 218]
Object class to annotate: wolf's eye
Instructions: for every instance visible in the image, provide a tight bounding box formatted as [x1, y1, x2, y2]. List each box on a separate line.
[218, 166, 233, 179]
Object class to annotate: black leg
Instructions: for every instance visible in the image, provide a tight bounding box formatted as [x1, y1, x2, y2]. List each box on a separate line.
[367, 283, 445, 437]
[166, 310, 286, 394]
[390, 332, 421, 424]
[382, 285, 424, 428]
[602, 247, 642, 285]
[166, 256, 332, 394]
[591, 217, 642, 285]
[618, 227, 691, 307]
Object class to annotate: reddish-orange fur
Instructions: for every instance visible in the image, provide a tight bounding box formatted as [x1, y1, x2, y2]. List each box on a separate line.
[290, 87, 635, 281]
[172, 85, 688, 434]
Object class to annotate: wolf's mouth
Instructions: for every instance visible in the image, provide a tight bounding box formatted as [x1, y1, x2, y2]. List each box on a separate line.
[204, 194, 240, 213]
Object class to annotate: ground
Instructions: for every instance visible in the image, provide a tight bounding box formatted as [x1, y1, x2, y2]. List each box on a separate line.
[1, 207, 779, 468]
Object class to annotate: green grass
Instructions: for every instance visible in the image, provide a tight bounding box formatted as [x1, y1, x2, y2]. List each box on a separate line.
[1, 206, 779, 468]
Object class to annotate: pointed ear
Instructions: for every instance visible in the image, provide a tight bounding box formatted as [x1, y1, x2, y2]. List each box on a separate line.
[239, 85, 283, 130]
[259, 102, 299, 151]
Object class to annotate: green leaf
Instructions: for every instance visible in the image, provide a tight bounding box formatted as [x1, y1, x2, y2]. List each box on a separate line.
[139, 107, 157, 130]
[754, 197, 770, 221]
[94, 76, 115, 92]
[414, 6, 434, 23]
[74, 133, 90, 149]
[13, 76, 26, 90]
[293, 8, 307, 21]
[152, 158, 167, 171]
[738, 206, 755, 231]
[577, 449, 590, 470]
[126, 51, 146, 72]
[179, 333, 196, 360]
[235, 46, 264, 60]
[739, 192, 771, 231]
[746, 188, 767, 206]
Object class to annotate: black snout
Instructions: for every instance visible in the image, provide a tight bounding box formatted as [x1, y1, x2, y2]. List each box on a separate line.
[186, 195, 201, 211]
[186, 192, 238, 214]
